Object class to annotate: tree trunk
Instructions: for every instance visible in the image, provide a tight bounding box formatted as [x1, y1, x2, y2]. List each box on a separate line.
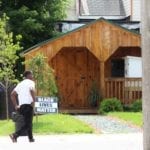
[5, 81, 9, 120]
[0, 82, 9, 120]
[141, 1, 150, 150]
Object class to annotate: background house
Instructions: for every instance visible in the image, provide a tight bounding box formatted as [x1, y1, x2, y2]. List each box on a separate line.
[58, 0, 140, 33]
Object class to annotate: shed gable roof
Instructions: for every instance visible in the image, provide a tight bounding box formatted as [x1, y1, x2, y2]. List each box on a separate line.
[23, 18, 140, 62]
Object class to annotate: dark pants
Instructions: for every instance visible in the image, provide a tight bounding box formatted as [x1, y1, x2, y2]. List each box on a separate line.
[15, 104, 33, 140]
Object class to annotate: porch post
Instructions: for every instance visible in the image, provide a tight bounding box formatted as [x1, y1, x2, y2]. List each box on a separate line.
[100, 61, 105, 98]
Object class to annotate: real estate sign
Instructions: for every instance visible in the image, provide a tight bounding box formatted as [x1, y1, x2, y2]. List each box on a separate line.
[35, 96, 58, 113]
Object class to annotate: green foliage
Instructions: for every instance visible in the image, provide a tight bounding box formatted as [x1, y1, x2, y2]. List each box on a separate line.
[0, 0, 69, 49]
[122, 104, 132, 112]
[87, 81, 101, 107]
[99, 98, 123, 114]
[0, 0, 69, 78]
[122, 99, 142, 112]
[131, 99, 142, 112]
[0, 14, 22, 83]
[0, 14, 22, 119]
[26, 53, 58, 96]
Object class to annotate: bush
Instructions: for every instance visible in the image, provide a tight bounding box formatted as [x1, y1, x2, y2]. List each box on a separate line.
[98, 98, 123, 114]
[87, 81, 101, 107]
[131, 99, 142, 112]
[123, 105, 132, 112]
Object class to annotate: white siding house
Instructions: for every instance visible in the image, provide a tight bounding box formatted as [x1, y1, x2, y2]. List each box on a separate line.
[124, 56, 142, 78]
[132, 0, 141, 21]
[61, 0, 141, 33]
[122, 0, 141, 21]
[65, 0, 141, 21]
[122, 0, 131, 17]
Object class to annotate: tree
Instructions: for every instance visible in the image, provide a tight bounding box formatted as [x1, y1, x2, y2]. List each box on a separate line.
[0, 0, 68, 49]
[26, 53, 58, 97]
[141, 1, 150, 150]
[0, 0, 68, 79]
[0, 14, 22, 119]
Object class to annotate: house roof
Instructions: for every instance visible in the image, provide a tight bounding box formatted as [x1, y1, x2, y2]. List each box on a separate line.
[80, 0, 126, 16]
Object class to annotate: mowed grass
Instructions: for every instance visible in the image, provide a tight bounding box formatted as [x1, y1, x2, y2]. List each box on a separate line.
[33, 114, 93, 134]
[0, 114, 93, 136]
[107, 112, 143, 127]
[0, 120, 14, 135]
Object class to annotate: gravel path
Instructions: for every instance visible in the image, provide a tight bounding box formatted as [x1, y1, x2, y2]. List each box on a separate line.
[75, 115, 142, 134]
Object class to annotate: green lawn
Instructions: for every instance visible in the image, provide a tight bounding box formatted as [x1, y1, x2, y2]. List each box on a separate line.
[0, 113, 143, 136]
[33, 114, 93, 134]
[0, 114, 93, 136]
[0, 120, 14, 135]
[107, 112, 143, 127]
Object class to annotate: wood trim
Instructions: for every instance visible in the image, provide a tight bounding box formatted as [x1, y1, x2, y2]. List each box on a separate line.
[100, 62, 105, 98]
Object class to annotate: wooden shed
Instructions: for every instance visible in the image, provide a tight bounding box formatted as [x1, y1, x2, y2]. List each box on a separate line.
[23, 18, 141, 113]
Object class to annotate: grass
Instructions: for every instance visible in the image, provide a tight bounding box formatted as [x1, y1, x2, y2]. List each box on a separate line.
[0, 120, 14, 135]
[0, 114, 93, 136]
[107, 112, 143, 127]
[33, 114, 93, 134]
[0, 112, 143, 136]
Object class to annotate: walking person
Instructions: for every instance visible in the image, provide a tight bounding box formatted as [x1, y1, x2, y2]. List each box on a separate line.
[10, 70, 36, 142]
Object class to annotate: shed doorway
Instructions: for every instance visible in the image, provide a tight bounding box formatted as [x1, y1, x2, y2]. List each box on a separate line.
[50, 47, 100, 109]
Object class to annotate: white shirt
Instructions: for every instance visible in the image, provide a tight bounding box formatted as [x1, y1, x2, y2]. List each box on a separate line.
[14, 79, 35, 106]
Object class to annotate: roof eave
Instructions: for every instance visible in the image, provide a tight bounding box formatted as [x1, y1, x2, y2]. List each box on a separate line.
[79, 15, 129, 20]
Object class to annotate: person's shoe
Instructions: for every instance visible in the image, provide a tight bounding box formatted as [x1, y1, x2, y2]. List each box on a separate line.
[29, 138, 35, 142]
[9, 134, 17, 143]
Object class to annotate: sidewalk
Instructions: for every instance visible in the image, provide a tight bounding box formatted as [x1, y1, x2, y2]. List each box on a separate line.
[0, 133, 143, 150]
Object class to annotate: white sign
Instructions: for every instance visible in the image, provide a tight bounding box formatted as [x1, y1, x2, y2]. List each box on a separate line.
[35, 97, 58, 113]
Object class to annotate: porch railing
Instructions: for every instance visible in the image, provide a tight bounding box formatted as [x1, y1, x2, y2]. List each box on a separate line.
[105, 78, 142, 104]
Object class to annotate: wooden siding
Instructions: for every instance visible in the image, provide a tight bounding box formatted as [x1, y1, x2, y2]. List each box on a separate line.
[50, 48, 100, 109]
[24, 19, 141, 62]
[24, 19, 141, 110]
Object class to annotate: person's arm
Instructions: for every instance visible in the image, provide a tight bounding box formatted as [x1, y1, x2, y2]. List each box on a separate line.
[11, 90, 19, 110]
[30, 89, 36, 107]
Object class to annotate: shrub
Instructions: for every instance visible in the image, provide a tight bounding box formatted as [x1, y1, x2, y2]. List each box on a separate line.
[131, 99, 142, 112]
[123, 105, 132, 112]
[98, 98, 123, 114]
[87, 81, 101, 107]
